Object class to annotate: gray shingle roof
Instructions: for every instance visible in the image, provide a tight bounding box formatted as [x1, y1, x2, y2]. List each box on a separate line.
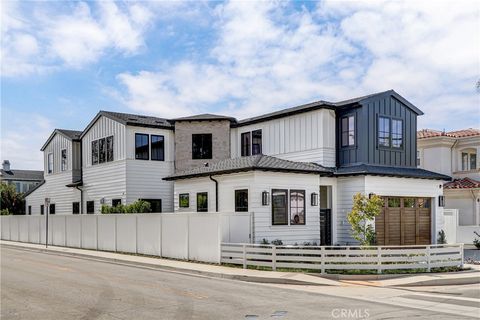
[163, 155, 334, 180]
[57, 129, 82, 140]
[171, 113, 237, 122]
[334, 164, 451, 180]
[100, 111, 172, 128]
[0, 169, 44, 181]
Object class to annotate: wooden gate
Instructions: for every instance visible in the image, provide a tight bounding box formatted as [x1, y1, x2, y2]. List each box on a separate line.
[375, 197, 432, 245]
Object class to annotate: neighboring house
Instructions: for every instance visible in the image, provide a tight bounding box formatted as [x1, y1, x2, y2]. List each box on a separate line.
[0, 160, 43, 194]
[417, 128, 480, 226]
[25, 90, 450, 245]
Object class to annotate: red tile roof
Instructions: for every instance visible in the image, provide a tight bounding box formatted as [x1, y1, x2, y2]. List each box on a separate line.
[444, 177, 480, 189]
[418, 128, 480, 139]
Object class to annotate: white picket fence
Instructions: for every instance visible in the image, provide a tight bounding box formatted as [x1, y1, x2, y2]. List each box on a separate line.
[221, 243, 464, 273]
[0, 213, 251, 263]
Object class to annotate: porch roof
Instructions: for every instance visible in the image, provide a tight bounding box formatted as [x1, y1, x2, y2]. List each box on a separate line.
[444, 177, 480, 189]
[163, 155, 334, 180]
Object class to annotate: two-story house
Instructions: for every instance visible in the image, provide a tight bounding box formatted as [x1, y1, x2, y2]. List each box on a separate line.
[25, 90, 449, 245]
[417, 128, 480, 226]
[165, 90, 450, 245]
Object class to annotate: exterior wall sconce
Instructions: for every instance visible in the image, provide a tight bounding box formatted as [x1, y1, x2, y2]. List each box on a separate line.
[262, 191, 270, 206]
[438, 195, 445, 207]
[311, 193, 319, 206]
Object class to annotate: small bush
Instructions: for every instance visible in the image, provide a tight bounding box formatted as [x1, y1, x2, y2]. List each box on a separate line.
[0, 208, 11, 215]
[473, 231, 480, 250]
[271, 239, 283, 246]
[101, 200, 151, 214]
[437, 230, 447, 244]
[260, 238, 270, 245]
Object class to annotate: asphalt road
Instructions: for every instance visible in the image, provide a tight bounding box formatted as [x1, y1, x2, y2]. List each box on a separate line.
[0, 246, 477, 320]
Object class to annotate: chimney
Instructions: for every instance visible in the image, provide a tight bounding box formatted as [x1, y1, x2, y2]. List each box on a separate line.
[2, 160, 11, 171]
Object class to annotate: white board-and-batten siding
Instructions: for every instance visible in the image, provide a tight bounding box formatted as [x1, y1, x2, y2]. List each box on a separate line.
[173, 171, 323, 244]
[231, 109, 336, 167]
[43, 133, 73, 175]
[82, 116, 174, 213]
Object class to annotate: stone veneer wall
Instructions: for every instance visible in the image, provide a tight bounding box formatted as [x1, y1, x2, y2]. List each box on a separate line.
[174, 120, 231, 171]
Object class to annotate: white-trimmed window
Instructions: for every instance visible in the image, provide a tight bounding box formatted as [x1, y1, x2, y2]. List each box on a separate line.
[461, 151, 477, 171]
[47, 153, 53, 174]
[61, 149, 67, 171]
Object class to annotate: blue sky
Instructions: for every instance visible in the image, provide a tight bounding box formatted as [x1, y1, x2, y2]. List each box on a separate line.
[1, 0, 479, 169]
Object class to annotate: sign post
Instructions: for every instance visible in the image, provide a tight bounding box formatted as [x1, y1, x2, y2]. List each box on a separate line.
[45, 198, 50, 248]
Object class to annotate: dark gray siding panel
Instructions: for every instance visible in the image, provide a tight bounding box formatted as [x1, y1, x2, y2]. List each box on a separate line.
[337, 94, 418, 168]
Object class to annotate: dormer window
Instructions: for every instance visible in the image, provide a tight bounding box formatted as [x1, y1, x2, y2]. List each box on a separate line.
[192, 134, 212, 159]
[47, 153, 53, 174]
[378, 116, 403, 149]
[61, 149, 67, 171]
[92, 136, 114, 165]
[241, 129, 262, 156]
[341, 115, 355, 147]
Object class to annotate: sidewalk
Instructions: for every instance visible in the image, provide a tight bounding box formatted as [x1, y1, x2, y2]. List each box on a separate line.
[2, 240, 479, 287]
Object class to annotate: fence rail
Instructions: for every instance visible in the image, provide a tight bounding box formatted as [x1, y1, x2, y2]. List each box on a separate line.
[221, 243, 464, 273]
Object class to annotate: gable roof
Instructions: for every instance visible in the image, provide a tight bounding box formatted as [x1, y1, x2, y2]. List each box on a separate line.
[163, 155, 333, 180]
[234, 89, 422, 127]
[0, 169, 44, 181]
[80, 110, 173, 138]
[417, 128, 480, 139]
[334, 164, 451, 180]
[444, 177, 480, 189]
[40, 129, 83, 151]
[23, 180, 45, 197]
[171, 113, 237, 122]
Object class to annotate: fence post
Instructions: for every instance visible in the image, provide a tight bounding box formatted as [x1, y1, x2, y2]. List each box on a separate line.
[377, 246, 382, 274]
[321, 246, 325, 275]
[272, 245, 277, 271]
[460, 243, 464, 268]
[427, 245, 431, 272]
[242, 244, 247, 269]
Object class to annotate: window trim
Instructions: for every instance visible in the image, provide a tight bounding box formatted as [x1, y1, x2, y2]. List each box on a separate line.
[341, 115, 355, 147]
[61, 149, 67, 171]
[151, 134, 165, 161]
[234, 189, 249, 212]
[196, 192, 208, 212]
[192, 134, 213, 160]
[135, 133, 150, 160]
[289, 189, 306, 225]
[179, 193, 190, 208]
[271, 189, 288, 226]
[47, 153, 54, 174]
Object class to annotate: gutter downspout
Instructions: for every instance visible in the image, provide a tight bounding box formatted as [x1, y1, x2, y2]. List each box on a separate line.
[75, 185, 84, 214]
[209, 175, 218, 212]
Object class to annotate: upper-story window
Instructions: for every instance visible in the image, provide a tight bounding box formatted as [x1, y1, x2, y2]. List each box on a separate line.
[462, 151, 477, 171]
[241, 130, 262, 156]
[378, 116, 403, 149]
[192, 134, 212, 159]
[135, 133, 149, 160]
[92, 136, 114, 165]
[61, 149, 67, 171]
[151, 135, 165, 161]
[341, 115, 355, 147]
[47, 153, 53, 174]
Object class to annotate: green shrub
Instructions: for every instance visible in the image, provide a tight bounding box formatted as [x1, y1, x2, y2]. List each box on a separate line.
[260, 238, 270, 245]
[271, 239, 283, 246]
[0, 208, 11, 215]
[437, 230, 447, 244]
[474, 231, 480, 250]
[0, 182, 25, 215]
[347, 193, 383, 246]
[101, 200, 152, 214]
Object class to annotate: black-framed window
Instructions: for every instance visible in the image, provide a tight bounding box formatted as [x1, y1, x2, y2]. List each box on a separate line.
[73, 202, 80, 214]
[112, 199, 122, 207]
[378, 116, 390, 147]
[192, 134, 212, 159]
[392, 119, 403, 148]
[252, 130, 262, 155]
[61, 149, 67, 171]
[99, 137, 106, 163]
[49, 204, 55, 215]
[179, 194, 189, 208]
[290, 190, 305, 225]
[47, 153, 53, 173]
[151, 135, 165, 161]
[40, 205, 44, 215]
[471, 153, 477, 170]
[107, 136, 114, 162]
[92, 140, 99, 165]
[141, 199, 161, 212]
[87, 201, 94, 214]
[235, 189, 248, 212]
[196, 192, 208, 212]
[135, 133, 149, 160]
[341, 115, 355, 147]
[28, 206, 31, 215]
[241, 132, 251, 156]
[272, 189, 288, 225]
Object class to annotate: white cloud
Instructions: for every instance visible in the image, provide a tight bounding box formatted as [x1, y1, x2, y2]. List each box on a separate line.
[1, 1, 154, 76]
[0, 110, 53, 170]
[115, 0, 479, 130]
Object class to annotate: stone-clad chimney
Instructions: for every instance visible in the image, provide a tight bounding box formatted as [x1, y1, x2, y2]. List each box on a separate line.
[2, 160, 11, 171]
